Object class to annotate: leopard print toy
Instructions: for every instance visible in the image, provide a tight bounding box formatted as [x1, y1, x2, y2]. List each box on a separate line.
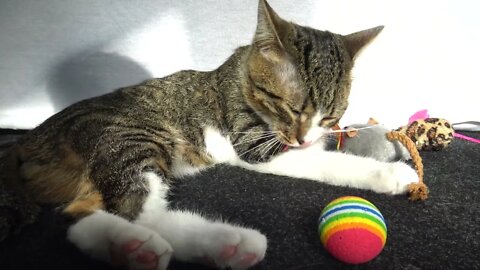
[396, 118, 454, 151]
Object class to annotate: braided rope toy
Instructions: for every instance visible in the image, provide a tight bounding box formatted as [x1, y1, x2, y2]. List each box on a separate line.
[386, 131, 429, 201]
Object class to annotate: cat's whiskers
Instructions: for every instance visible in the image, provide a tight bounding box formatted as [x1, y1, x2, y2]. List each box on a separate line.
[232, 133, 277, 147]
[228, 130, 278, 134]
[257, 137, 276, 152]
[273, 139, 283, 154]
[257, 137, 278, 161]
[238, 137, 277, 158]
[258, 138, 280, 161]
[229, 131, 278, 140]
[328, 124, 379, 134]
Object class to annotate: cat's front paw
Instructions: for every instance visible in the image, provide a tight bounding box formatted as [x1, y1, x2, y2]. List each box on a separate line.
[376, 162, 418, 195]
[109, 225, 173, 270]
[200, 224, 267, 270]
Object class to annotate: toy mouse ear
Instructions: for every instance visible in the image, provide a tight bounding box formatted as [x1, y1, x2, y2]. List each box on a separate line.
[368, 118, 379, 125]
[346, 127, 358, 138]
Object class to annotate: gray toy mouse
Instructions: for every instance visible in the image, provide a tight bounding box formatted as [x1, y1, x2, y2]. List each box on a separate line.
[338, 118, 411, 162]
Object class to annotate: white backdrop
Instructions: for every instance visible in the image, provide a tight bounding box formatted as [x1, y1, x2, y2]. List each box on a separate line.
[0, 0, 478, 129]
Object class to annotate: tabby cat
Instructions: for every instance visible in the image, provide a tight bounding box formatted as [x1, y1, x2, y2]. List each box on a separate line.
[1, 1, 418, 269]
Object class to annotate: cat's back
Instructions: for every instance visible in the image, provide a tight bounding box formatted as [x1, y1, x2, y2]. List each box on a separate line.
[16, 69, 215, 153]
[31, 69, 208, 129]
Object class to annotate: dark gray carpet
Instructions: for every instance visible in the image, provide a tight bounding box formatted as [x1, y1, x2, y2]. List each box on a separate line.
[0, 129, 478, 270]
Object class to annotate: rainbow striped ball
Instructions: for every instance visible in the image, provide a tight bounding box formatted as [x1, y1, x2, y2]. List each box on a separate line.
[318, 196, 387, 264]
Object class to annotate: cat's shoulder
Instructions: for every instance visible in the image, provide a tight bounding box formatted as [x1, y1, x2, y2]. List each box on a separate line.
[141, 69, 208, 86]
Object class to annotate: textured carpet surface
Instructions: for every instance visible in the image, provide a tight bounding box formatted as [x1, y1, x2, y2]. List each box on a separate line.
[0, 130, 478, 270]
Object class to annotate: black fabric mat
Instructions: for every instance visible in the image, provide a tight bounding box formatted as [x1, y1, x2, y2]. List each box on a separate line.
[0, 130, 479, 270]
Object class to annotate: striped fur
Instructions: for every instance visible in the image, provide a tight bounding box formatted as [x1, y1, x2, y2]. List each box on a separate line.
[4, 0, 383, 227]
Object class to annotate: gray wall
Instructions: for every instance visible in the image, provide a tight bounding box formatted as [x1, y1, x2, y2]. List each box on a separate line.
[0, 0, 313, 128]
[1, 0, 477, 129]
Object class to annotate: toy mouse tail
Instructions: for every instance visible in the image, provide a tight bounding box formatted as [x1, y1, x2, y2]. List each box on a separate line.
[386, 131, 429, 201]
[0, 147, 40, 242]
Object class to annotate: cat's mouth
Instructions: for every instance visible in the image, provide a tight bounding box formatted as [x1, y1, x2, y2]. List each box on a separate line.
[276, 129, 315, 151]
[281, 140, 313, 152]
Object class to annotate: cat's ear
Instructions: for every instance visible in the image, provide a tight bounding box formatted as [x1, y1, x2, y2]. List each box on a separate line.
[253, 0, 290, 56]
[343, 26, 384, 60]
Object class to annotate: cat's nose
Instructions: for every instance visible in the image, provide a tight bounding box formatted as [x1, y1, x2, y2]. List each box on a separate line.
[298, 138, 312, 148]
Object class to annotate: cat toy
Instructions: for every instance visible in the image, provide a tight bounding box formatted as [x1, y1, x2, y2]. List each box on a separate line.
[396, 110, 455, 151]
[399, 109, 480, 148]
[318, 196, 387, 264]
[386, 131, 428, 201]
[333, 118, 410, 162]
[333, 119, 429, 201]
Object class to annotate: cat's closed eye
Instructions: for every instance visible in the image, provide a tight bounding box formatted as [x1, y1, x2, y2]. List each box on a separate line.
[287, 104, 302, 116]
[291, 109, 301, 116]
[319, 116, 338, 127]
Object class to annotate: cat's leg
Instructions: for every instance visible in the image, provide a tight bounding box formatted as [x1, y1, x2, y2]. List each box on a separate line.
[135, 172, 267, 270]
[68, 210, 173, 270]
[249, 144, 418, 194]
[65, 147, 175, 270]
[66, 139, 265, 269]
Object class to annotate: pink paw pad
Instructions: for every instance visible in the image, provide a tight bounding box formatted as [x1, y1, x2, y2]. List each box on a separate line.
[136, 251, 157, 263]
[111, 239, 159, 270]
[201, 245, 237, 267]
[136, 251, 158, 270]
[121, 239, 143, 253]
[239, 253, 259, 266]
[111, 240, 142, 265]
[219, 245, 238, 260]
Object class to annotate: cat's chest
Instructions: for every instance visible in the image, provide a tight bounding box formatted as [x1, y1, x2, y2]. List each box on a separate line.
[203, 127, 239, 164]
[203, 126, 280, 165]
[170, 127, 241, 177]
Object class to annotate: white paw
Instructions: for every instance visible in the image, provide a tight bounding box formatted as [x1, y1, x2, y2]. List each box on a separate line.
[196, 224, 267, 270]
[376, 162, 419, 195]
[109, 225, 173, 270]
[68, 212, 173, 270]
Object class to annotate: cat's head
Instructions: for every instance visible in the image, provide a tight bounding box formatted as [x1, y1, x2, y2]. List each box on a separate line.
[243, 0, 383, 148]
